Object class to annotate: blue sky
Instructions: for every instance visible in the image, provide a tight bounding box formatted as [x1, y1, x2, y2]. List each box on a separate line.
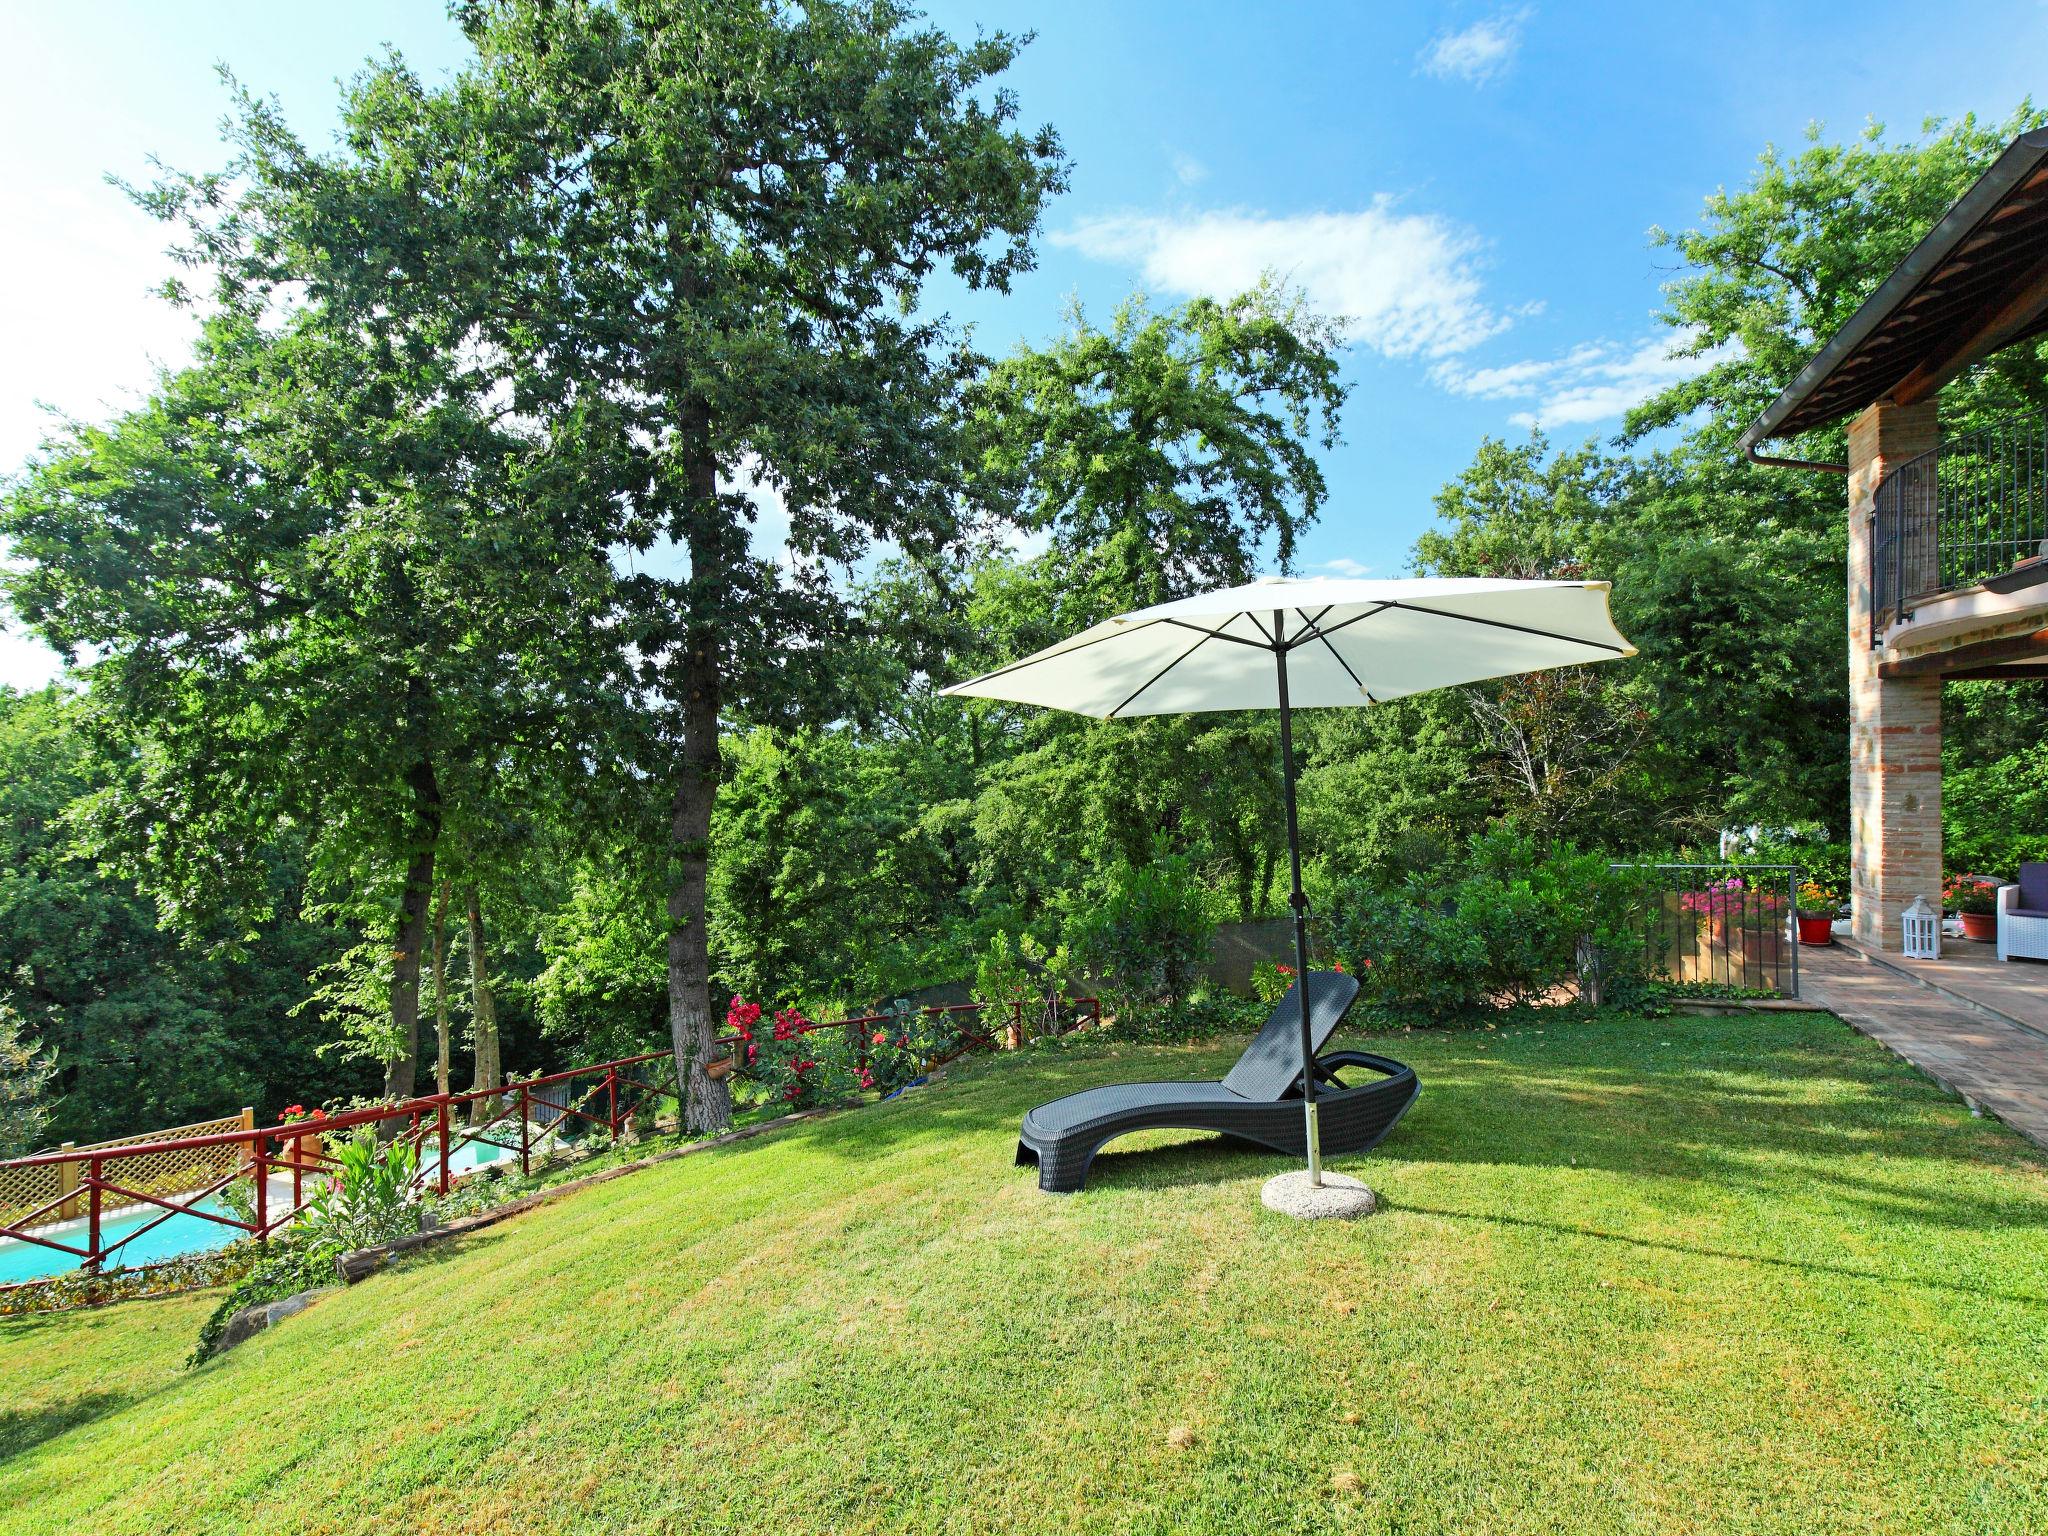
[4, 1, 2044, 686]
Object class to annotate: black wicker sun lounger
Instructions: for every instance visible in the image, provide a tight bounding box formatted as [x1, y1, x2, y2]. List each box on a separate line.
[1015, 970, 1419, 1193]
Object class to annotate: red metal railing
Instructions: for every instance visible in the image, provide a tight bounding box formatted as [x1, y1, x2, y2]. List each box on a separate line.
[0, 1051, 684, 1282]
[0, 993, 1098, 1282]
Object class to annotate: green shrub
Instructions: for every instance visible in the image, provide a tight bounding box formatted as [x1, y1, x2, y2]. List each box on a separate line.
[1248, 957, 1294, 1005]
[1739, 829, 1849, 898]
[1320, 830, 1655, 1022]
[192, 1127, 431, 1364]
[1069, 856, 1212, 1027]
[1945, 753, 2048, 875]
[971, 930, 1076, 1042]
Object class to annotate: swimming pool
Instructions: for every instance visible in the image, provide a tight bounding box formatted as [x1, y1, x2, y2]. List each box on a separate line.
[0, 1134, 522, 1286]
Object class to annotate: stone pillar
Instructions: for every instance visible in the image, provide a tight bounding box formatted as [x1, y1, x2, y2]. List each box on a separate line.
[1846, 399, 1942, 950]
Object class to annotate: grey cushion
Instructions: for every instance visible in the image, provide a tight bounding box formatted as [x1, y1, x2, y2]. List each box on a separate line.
[1024, 1081, 1250, 1138]
[1220, 969, 1362, 1100]
[2019, 863, 2048, 912]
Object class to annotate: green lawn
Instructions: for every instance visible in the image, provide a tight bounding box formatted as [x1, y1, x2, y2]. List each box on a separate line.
[4, 1014, 2045, 1535]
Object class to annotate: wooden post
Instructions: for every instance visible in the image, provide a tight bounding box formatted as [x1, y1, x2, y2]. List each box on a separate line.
[606, 1066, 619, 1140]
[56, 1142, 78, 1222]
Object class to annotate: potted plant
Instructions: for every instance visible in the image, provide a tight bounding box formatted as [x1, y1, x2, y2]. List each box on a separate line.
[1795, 881, 1839, 946]
[1945, 874, 2001, 941]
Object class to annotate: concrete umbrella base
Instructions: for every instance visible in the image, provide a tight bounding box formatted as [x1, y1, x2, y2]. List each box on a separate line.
[1260, 1169, 1377, 1221]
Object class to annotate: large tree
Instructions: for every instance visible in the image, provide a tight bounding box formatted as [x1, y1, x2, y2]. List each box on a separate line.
[237, 0, 1069, 1130]
[2, 305, 617, 1102]
[968, 282, 1347, 612]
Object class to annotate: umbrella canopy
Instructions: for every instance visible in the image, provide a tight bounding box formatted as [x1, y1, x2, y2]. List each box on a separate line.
[942, 574, 1635, 1193]
[940, 575, 1635, 717]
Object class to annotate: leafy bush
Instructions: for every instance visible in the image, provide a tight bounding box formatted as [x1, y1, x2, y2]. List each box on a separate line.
[1739, 829, 1849, 901]
[192, 1127, 431, 1364]
[1069, 856, 1213, 1026]
[1946, 752, 2048, 876]
[1320, 829, 1655, 1022]
[972, 930, 1076, 1043]
[1248, 958, 1295, 1006]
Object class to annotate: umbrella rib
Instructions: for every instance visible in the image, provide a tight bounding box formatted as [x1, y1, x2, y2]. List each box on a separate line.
[1296, 607, 1375, 702]
[1161, 618, 1270, 650]
[1105, 627, 1218, 719]
[1290, 602, 1391, 646]
[1243, 611, 1277, 645]
[1386, 600, 1629, 654]
[948, 618, 1166, 689]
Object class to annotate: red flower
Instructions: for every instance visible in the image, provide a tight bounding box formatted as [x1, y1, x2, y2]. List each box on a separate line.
[872, 1030, 888, 1045]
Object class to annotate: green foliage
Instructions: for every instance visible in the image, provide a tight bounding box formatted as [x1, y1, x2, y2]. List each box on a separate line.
[1636, 105, 2048, 455]
[969, 281, 1346, 607]
[1320, 831, 1655, 1022]
[534, 857, 670, 1063]
[191, 1127, 428, 1365]
[1739, 829, 1850, 901]
[1247, 959, 1294, 1007]
[302, 1128, 423, 1251]
[0, 1002, 55, 1160]
[970, 930, 1074, 1042]
[0, 687, 359, 1144]
[1945, 738, 2048, 877]
[1069, 856, 1213, 1025]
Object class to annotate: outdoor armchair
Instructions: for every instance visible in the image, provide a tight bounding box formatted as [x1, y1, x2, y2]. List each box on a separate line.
[1997, 863, 2048, 962]
[1015, 970, 1418, 1193]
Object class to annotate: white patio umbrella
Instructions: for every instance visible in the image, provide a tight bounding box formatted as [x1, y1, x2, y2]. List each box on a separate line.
[941, 575, 1635, 1188]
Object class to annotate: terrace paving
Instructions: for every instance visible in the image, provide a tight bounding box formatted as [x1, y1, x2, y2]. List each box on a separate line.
[1800, 938, 2048, 1154]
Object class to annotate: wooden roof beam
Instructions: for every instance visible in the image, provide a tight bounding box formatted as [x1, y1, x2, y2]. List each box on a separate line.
[1889, 252, 2048, 406]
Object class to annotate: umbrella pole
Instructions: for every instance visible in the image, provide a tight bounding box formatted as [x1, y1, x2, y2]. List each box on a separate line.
[1272, 611, 1320, 1186]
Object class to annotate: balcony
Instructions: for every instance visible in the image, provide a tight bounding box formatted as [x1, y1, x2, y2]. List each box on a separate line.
[1871, 415, 2048, 649]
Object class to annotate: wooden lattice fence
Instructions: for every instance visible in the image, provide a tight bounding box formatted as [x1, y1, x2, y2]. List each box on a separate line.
[0, 1111, 252, 1230]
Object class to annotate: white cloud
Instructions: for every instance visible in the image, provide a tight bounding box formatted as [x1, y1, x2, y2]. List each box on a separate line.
[1055, 200, 1510, 360]
[1170, 152, 1208, 188]
[1418, 10, 1531, 85]
[1433, 334, 1734, 430]
[1315, 557, 1374, 578]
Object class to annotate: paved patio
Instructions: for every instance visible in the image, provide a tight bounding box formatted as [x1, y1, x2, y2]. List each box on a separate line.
[1798, 939, 2048, 1154]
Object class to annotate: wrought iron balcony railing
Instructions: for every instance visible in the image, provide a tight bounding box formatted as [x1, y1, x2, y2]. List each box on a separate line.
[1871, 415, 2048, 645]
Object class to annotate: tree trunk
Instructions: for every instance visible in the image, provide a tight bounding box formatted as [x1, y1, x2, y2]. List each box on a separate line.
[667, 397, 733, 1134]
[431, 880, 451, 1099]
[382, 757, 442, 1106]
[466, 887, 502, 1126]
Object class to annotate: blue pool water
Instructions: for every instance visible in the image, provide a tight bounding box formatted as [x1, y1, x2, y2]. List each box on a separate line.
[0, 1135, 519, 1286]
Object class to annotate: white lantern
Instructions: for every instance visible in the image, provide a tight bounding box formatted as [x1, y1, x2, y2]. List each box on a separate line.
[1902, 895, 1940, 960]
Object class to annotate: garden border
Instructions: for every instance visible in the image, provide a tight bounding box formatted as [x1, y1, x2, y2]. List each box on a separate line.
[332, 1101, 853, 1283]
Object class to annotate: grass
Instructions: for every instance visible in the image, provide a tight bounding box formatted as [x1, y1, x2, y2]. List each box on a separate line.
[3, 1013, 2045, 1535]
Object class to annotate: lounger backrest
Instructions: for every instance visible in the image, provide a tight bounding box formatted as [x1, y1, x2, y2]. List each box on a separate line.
[2020, 863, 2048, 912]
[1221, 969, 1362, 1100]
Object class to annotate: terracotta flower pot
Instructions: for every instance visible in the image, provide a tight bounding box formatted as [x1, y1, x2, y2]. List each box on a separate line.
[1796, 914, 1834, 947]
[1959, 911, 1997, 942]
